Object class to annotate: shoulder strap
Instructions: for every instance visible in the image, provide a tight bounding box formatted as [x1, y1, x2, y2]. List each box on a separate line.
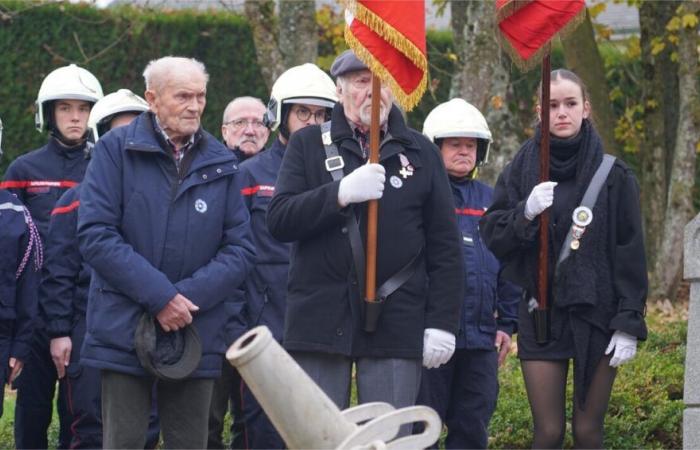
[321, 121, 366, 293]
[557, 154, 616, 267]
[320, 121, 423, 304]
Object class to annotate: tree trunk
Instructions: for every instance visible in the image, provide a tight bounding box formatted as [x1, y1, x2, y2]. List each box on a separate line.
[651, 1, 700, 300]
[244, 0, 284, 90]
[561, 9, 619, 156]
[448, 0, 520, 186]
[638, 0, 679, 270]
[279, 0, 318, 68]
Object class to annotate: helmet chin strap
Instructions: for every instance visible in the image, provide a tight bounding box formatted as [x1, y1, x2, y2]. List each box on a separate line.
[49, 126, 88, 148]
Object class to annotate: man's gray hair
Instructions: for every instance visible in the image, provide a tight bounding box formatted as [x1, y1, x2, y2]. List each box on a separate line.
[143, 56, 209, 92]
[336, 76, 349, 91]
[222, 96, 266, 124]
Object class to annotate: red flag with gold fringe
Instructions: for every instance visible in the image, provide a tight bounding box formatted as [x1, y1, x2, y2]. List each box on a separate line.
[496, 0, 586, 71]
[343, 0, 427, 111]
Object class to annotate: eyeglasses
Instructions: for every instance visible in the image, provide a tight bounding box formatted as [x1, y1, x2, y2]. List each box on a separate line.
[292, 106, 330, 123]
[225, 118, 267, 130]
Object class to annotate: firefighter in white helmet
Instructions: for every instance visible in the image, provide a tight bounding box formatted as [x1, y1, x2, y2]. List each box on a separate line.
[40, 87, 158, 449]
[1, 63, 103, 450]
[416, 98, 520, 449]
[88, 88, 149, 142]
[208, 63, 338, 450]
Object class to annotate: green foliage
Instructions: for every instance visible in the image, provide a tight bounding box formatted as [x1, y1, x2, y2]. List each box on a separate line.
[489, 313, 685, 449]
[0, 0, 266, 174]
[406, 29, 455, 131]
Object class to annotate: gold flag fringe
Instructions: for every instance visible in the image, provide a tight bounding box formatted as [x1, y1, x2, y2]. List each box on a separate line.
[343, 0, 428, 72]
[342, 0, 428, 111]
[344, 28, 427, 112]
[495, 0, 533, 24]
[497, 6, 586, 72]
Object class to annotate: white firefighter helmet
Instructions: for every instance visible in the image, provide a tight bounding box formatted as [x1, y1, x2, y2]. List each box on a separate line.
[264, 63, 337, 131]
[35, 64, 104, 132]
[88, 89, 149, 141]
[423, 98, 493, 165]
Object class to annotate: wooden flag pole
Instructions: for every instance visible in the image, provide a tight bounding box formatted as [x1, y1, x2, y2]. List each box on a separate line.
[534, 51, 551, 344]
[364, 75, 381, 332]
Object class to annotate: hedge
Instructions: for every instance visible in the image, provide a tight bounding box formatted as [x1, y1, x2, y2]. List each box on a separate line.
[0, 0, 266, 173]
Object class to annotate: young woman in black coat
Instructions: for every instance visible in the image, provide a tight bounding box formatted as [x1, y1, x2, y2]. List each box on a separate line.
[480, 69, 647, 449]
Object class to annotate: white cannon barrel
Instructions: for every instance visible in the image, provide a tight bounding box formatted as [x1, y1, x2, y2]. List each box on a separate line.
[227, 326, 356, 449]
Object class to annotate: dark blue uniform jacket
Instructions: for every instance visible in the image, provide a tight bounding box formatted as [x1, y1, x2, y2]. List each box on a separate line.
[77, 113, 255, 378]
[238, 139, 291, 342]
[451, 178, 519, 350]
[0, 190, 39, 363]
[40, 185, 90, 338]
[2, 138, 89, 239]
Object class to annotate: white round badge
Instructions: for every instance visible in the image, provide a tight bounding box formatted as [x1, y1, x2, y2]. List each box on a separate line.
[195, 199, 208, 214]
[390, 175, 403, 189]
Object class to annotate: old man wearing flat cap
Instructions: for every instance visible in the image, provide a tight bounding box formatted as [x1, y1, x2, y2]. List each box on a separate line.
[267, 50, 464, 427]
[77, 56, 255, 449]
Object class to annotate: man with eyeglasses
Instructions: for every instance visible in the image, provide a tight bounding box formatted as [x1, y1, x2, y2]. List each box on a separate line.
[266, 50, 463, 435]
[221, 96, 270, 162]
[207, 101, 268, 448]
[220, 63, 337, 450]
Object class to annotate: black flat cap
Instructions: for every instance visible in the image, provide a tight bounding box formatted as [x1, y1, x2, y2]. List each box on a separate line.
[135, 313, 202, 381]
[330, 49, 369, 78]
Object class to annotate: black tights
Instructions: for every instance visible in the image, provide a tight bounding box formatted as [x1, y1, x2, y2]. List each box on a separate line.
[521, 356, 617, 449]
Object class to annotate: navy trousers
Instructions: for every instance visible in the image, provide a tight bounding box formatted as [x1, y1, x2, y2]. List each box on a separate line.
[14, 327, 72, 449]
[415, 348, 499, 449]
[208, 358, 247, 449]
[239, 381, 285, 450]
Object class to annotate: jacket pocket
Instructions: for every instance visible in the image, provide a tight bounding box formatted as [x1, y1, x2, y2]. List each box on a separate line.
[478, 279, 497, 333]
[87, 286, 140, 352]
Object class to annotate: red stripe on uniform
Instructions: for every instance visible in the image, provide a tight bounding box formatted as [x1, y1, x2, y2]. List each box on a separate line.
[241, 185, 275, 196]
[0, 180, 79, 189]
[455, 208, 485, 217]
[51, 200, 80, 215]
[241, 186, 260, 196]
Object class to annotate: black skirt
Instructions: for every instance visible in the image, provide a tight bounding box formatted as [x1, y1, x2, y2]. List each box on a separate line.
[517, 299, 576, 360]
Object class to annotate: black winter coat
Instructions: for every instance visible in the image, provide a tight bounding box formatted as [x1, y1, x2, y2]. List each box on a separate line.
[267, 104, 464, 359]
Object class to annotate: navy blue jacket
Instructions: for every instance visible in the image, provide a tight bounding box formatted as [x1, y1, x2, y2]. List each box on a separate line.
[77, 113, 255, 378]
[238, 139, 291, 342]
[0, 190, 40, 362]
[451, 178, 519, 350]
[40, 185, 90, 338]
[2, 138, 89, 239]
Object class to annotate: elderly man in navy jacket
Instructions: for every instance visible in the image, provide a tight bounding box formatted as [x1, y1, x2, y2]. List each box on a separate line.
[77, 56, 255, 449]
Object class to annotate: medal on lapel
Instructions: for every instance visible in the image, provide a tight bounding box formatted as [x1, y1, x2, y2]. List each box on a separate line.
[570, 206, 593, 250]
[398, 153, 414, 179]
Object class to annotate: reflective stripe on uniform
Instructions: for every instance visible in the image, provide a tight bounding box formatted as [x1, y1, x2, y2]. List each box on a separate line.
[0, 201, 25, 213]
[241, 185, 275, 196]
[0, 180, 79, 189]
[455, 208, 485, 217]
[51, 200, 80, 216]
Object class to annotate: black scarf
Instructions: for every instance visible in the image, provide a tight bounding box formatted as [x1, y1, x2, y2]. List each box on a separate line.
[506, 119, 615, 407]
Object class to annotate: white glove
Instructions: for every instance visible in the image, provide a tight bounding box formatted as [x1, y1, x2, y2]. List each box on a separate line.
[524, 181, 558, 220]
[422, 328, 456, 369]
[338, 163, 386, 207]
[605, 330, 637, 367]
